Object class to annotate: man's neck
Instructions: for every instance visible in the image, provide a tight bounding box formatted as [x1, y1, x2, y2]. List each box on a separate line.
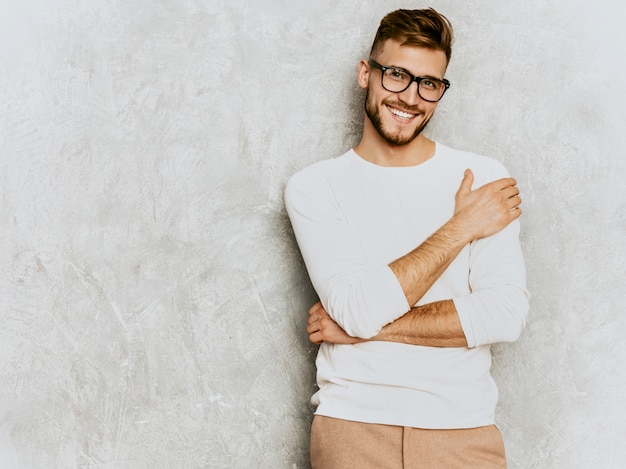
[353, 127, 436, 168]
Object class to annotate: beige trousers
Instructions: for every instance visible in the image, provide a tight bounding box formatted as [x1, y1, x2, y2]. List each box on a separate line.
[310, 415, 507, 469]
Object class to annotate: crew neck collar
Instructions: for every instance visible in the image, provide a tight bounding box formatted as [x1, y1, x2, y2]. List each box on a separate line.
[350, 142, 441, 170]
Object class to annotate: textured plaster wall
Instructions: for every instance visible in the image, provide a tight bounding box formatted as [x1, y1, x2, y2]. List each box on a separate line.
[0, 0, 624, 468]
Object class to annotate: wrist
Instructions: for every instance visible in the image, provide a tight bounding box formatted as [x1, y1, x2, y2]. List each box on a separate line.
[443, 214, 475, 247]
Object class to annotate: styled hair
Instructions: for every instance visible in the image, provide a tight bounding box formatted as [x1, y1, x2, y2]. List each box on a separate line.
[370, 8, 454, 63]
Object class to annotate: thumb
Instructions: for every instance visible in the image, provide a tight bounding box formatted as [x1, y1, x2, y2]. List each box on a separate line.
[457, 169, 474, 194]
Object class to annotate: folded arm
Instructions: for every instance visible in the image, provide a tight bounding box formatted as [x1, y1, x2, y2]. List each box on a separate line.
[286, 167, 522, 339]
[308, 299, 467, 347]
[307, 218, 529, 348]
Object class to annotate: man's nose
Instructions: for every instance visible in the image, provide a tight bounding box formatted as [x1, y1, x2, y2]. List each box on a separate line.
[397, 80, 423, 106]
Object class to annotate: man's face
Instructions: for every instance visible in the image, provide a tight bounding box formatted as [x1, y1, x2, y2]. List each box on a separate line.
[362, 40, 448, 146]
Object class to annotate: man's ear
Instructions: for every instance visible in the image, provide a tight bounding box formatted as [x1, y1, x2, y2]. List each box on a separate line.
[357, 59, 370, 90]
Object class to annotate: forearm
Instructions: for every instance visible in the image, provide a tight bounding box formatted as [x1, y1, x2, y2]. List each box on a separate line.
[389, 171, 521, 308]
[389, 217, 470, 308]
[371, 299, 468, 348]
[307, 299, 467, 347]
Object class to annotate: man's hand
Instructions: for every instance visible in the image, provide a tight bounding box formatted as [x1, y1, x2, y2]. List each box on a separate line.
[307, 302, 364, 345]
[389, 169, 522, 307]
[454, 169, 522, 241]
[305, 300, 466, 347]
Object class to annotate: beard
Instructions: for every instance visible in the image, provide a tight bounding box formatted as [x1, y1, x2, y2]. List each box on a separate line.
[364, 89, 433, 146]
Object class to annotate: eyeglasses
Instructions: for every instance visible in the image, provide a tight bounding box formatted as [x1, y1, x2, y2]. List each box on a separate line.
[368, 59, 450, 102]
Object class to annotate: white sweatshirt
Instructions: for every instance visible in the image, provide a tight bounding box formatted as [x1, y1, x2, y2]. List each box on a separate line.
[284, 143, 529, 429]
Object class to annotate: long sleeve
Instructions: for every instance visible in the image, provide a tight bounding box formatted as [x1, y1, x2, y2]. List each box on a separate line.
[452, 158, 530, 348]
[452, 219, 529, 347]
[284, 163, 411, 339]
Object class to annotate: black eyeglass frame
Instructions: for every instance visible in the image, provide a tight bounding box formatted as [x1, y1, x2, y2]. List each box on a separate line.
[368, 59, 451, 102]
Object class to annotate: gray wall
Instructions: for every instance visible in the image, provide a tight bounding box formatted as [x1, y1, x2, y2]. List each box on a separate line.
[1, 0, 624, 467]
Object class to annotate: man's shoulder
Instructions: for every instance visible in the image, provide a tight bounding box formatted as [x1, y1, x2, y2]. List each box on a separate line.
[438, 142, 503, 166]
[285, 150, 355, 193]
[437, 143, 510, 181]
[290, 150, 354, 178]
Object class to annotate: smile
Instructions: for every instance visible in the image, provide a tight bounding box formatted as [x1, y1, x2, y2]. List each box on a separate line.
[386, 105, 417, 121]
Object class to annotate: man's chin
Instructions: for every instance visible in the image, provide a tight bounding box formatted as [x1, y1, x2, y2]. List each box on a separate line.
[380, 125, 427, 146]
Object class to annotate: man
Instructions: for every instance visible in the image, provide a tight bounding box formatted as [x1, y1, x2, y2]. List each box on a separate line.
[284, 8, 528, 469]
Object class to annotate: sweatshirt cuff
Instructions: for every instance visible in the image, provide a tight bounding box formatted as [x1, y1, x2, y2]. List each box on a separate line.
[381, 265, 412, 319]
[452, 296, 477, 348]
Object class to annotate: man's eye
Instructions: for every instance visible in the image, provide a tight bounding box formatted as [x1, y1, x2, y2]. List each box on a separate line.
[389, 70, 407, 80]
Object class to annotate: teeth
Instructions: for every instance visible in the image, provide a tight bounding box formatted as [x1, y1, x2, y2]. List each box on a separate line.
[388, 106, 414, 119]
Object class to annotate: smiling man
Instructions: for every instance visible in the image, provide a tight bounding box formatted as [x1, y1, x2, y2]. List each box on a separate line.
[284, 8, 529, 469]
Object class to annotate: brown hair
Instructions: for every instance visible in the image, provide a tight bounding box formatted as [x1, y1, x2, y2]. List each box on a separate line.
[370, 8, 454, 63]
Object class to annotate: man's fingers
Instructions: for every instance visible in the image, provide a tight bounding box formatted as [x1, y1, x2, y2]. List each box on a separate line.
[307, 317, 323, 334]
[308, 330, 323, 345]
[507, 194, 522, 208]
[308, 309, 324, 325]
[474, 177, 517, 194]
[307, 301, 331, 345]
[500, 184, 520, 199]
[493, 176, 517, 187]
[308, 301, 323, 316]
